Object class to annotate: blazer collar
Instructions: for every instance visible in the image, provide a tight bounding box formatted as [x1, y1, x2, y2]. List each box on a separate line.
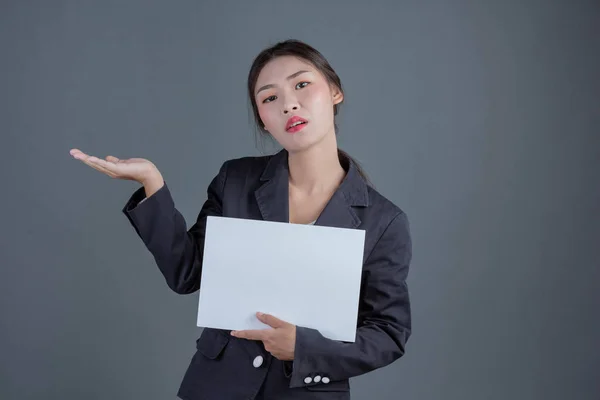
[254, 149, 369, 229]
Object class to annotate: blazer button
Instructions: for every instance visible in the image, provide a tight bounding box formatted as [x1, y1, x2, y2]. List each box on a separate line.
[322, 377, 330, 384]
[304, 377, 312, 384]
[253, 355, 263, 368]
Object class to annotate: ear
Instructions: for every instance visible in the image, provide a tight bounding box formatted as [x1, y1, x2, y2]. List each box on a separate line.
[332, 89, 344, 105]
[259, 119, 268, 132]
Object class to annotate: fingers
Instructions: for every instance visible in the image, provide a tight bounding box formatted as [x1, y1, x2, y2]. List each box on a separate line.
[84, 158, 118, 177]
[231, 329, 269, 341]
[80, 157, 118, 178]
[88, 157, 119, 172]
[256, 312, 286, 329]
[122, 157, 147, 163]
[230, 313, 285, 340]
[70, 148, 88, 160]
[70, 149, 151, 182]
[70, 149, 117, 176]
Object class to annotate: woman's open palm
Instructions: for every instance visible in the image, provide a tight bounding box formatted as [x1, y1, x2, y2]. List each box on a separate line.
[70, 148, 157, 184]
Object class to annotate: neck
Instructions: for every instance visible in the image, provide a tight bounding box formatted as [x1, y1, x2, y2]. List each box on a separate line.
[287, 133, 346, 193]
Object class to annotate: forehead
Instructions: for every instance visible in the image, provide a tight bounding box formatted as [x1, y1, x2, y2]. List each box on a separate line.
[256, 56, 317, 85]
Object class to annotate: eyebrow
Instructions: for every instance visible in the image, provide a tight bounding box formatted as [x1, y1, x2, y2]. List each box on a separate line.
[255, 70, 311, 96]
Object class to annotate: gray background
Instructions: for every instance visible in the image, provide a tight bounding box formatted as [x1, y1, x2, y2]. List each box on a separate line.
[1, 1, 598, 399]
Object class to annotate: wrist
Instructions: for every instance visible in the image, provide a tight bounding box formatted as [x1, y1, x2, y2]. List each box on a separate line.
[141, 167, 164, 197]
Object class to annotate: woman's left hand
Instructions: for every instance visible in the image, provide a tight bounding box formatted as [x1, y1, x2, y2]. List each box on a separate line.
[231, 312, 296, 361]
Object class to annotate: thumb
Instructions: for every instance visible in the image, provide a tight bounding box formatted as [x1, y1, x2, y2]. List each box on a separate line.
[257, 312, 286, 328]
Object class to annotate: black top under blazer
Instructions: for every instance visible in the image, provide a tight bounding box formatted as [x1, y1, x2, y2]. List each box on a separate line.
[122, 149, 413, 400]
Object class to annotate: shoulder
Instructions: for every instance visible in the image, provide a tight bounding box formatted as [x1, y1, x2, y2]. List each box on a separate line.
[222, 154, 273, 170]
[365, 184, 406, 221]
[363, 183, 409, 235]
[359, 184, 411, 262]
[217, 154, 274, 181]
[343, 155, 406, 228]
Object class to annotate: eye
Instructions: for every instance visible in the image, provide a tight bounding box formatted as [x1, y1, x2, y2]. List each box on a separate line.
[262, 95, 277, 104]
[296, 81, 310, 89]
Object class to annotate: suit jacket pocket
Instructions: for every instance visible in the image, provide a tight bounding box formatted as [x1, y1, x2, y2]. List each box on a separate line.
[196, 328, 230, 360]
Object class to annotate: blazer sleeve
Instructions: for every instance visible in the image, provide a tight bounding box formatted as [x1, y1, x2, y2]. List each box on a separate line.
[121, 161, 228, 294]
[288, 211, 412, 388]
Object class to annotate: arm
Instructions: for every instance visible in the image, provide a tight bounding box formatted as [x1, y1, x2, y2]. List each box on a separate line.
[288, 212, 412, 388]
[122, 161, 228, 294]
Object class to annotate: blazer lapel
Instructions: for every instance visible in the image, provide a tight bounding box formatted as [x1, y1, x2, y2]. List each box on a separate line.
[254, 150, 289, 223]
[314, 190, 361, 229]
[314, 158, 369, 229]
[254, 149, 370, 229]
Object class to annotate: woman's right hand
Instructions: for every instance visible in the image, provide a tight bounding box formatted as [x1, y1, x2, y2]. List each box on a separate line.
[70, 148, 164, 195]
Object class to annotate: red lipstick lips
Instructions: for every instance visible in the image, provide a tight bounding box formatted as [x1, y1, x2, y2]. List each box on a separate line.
[285, 116, 308, 133]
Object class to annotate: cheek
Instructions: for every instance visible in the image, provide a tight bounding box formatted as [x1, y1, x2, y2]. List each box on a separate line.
[303, 86, 330, 110]
[257, 105, 276, 127]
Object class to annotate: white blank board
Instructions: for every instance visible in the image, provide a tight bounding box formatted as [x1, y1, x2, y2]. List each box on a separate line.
[196, 216, 366, 342]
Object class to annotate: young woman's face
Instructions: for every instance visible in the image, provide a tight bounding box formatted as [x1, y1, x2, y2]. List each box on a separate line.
[254, 56, 343, 153]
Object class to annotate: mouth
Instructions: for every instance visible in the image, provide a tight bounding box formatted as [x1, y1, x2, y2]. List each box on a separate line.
[285, 116, 308, 133]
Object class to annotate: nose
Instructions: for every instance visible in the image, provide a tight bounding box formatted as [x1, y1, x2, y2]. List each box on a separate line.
[281, 92, 299, 114]
[283, 105, 298, 115]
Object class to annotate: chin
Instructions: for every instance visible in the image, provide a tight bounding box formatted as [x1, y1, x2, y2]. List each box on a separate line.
[273, 125, 330, 153]
[281, 134, 322, 154]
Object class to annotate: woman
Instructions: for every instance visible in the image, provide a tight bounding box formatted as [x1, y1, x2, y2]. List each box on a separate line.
[70, 39, 412, 400]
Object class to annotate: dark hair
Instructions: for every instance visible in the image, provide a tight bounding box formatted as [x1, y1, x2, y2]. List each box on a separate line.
[247, 39, 371, 185]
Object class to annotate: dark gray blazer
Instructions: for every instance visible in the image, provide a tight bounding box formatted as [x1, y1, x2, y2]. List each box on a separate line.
[122, 149, 412, 400]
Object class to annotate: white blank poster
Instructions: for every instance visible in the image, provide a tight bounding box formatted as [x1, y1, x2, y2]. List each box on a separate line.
[196, 216, 366, 342]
